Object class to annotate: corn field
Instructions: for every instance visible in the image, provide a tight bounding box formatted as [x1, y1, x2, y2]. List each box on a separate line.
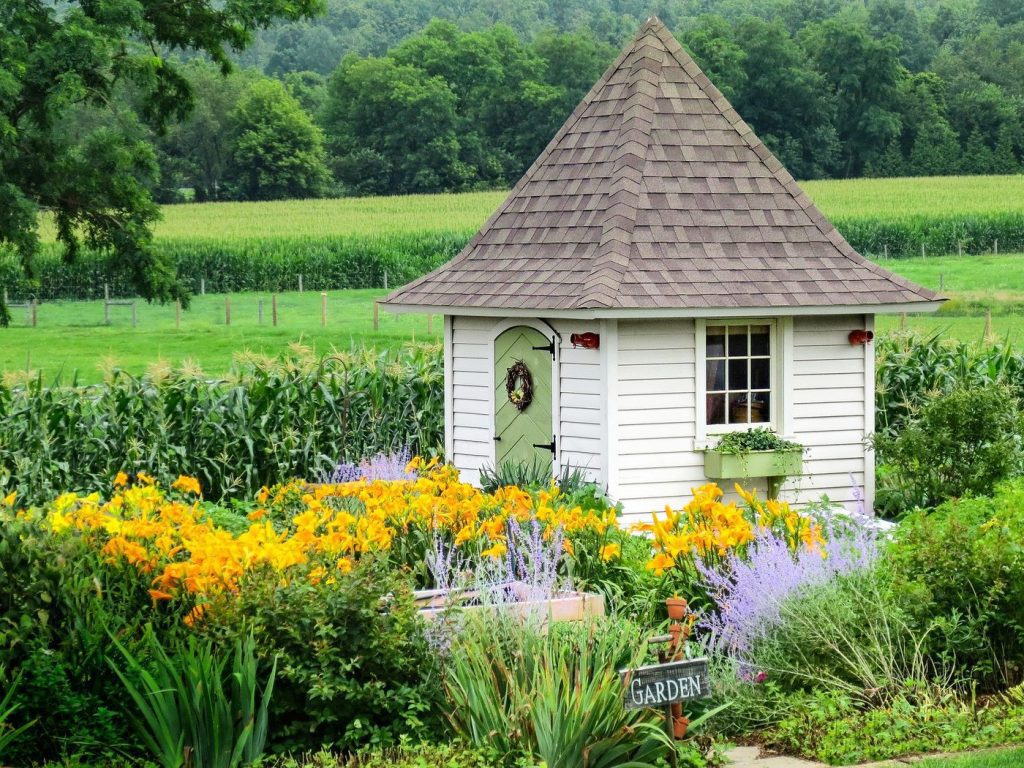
[875, 332, 1024, 437]
[0, 347, 443, 505]
[6, 176, 1024, 301]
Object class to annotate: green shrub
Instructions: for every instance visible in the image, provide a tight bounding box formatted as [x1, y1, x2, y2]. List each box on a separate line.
[0, 508, 180, 763]
[765, 683, 1024, 765]
[872, 385, 1024, 513]
[111, 631, 275, 768]
[197, 560, 442, 753]
[255, 743, 516, 768]
[888, 481, 1024, 687]
[444, 613, 673, 768]
[0, 348, 443, 506]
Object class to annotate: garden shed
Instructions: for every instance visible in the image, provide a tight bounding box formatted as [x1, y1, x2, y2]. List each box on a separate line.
[383, 17, 942, 519]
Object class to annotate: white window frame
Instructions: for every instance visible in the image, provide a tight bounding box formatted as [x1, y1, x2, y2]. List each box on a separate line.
[695, 318, 792, 448]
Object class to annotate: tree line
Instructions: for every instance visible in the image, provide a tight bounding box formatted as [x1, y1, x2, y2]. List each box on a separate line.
[149, 1, 1024, 201]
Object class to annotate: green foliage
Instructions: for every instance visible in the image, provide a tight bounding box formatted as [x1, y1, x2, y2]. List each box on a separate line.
[872, 385, 1024, 512]
[888, 481, 1024, 687]
[0, 0, 324, 324]
[444, 614, 673, 768]
[255, 742, 515, 767]
[710, 428, 802, 455]
[478, 458, 593, 495]
[111, 631, 276, 768]
[226, 80, 331, 201]
[0, 507, 178, 763]
[765, 684, 1024, 765]
[0, 348, 443, 506]
[197, 560, 443, 752]
[875, 332, 1024, 439]
[0, 670, 34, 759]
[0, 233, 463, 300]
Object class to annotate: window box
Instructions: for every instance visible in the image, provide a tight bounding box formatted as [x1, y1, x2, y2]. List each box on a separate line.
[703, 447, 804, 480]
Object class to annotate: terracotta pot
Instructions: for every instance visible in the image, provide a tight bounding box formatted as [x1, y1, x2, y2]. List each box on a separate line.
[665, 597, 688, 621]
[673, 715, 689, 739]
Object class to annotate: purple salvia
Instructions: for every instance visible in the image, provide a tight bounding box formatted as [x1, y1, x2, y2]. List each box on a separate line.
[697, 520, 879, 668]
[324, 447, 416, 483]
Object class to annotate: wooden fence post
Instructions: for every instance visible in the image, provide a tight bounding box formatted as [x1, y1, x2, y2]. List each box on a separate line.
[131, 301, 137, 328]
[104, 284, 110, 325]
[200, 277, 206, 295]
[298, 273, 303, 293]
[176, 299, 181, 329]
[984, 310, 993, 343]
[272, 294, 278, 327]
[258, 299, 264, 325]
[900, 312, 907, 331]
[321, 292, 327, 327]
[427, 315, 433, 335]
[373, 300, 379, 331]
[30, 299, 37, 328]
[225, 296, 231, 326]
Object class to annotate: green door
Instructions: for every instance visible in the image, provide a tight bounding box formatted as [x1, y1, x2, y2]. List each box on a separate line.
[494, 326, 554, 469]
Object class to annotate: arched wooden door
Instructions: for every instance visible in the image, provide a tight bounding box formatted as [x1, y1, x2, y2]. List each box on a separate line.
[493, 326, 555, 469]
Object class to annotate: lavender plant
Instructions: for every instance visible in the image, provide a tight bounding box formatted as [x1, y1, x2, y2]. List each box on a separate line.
[324, 447, 415, 483]
[697, 522, 880, 666]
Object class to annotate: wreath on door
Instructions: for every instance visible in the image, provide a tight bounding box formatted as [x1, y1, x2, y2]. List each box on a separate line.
[506, 359, 534, 412]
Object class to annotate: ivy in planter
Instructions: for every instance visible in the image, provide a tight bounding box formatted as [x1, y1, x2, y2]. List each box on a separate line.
[712, 428, 802, 456]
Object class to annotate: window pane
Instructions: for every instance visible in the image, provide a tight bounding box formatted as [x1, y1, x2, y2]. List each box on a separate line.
[728, 358, 748, 390]
[728, 329, 748, 356]
[750, 326, 770, 356]
[706, 328, 726, 357]
[707, 394, 726, 425]
[706, 360, 725, 390]
[728, 392, 749, 424]
[751, 392, 770, 423]
[751, 358, 771, 390]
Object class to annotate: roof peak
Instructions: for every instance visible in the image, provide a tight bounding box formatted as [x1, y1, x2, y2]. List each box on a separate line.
[383, 19, 940, 313]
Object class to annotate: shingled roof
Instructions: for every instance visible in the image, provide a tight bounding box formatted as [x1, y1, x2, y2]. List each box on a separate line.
[383, 17, 941, 315]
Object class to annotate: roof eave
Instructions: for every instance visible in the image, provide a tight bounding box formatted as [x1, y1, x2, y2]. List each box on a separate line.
[381, 299, 946, 319]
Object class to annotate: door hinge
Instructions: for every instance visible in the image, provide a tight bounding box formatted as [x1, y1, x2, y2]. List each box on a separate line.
[532, 436, 556, 455]
[493, 436, 501, 441]
[532, 338, 556, 359]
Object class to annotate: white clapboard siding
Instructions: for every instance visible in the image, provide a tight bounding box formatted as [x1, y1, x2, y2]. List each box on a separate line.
[553, 320, 604, 484]
[614, 319, 705, 523]
[448, 316, 495, 485]
[788, 315, 869, 507]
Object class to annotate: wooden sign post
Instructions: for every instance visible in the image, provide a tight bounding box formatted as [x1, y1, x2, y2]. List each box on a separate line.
[621, 656, 710, 767]
[620, 657, 709, 710]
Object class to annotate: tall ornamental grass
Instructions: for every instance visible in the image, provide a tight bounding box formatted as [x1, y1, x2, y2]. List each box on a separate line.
[0, 348, 442, 505]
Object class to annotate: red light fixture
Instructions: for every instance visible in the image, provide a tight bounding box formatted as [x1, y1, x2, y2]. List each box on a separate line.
[570, 332, 600, 350]
[848, 329, 874, 346]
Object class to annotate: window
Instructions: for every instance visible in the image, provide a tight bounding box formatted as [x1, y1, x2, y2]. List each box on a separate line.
[704, 323, 773, 426]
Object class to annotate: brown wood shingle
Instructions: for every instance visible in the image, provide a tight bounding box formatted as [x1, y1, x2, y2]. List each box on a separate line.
[384, 17, 940, 312]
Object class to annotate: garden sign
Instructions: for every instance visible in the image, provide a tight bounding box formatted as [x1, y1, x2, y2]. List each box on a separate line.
[620, 658, 710, 710]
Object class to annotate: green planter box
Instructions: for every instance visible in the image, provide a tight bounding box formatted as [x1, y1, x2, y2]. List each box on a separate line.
[703, 449, 804, 480]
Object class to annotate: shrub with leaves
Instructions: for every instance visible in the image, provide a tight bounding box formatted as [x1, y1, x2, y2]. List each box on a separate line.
[888, 480, 1024, 689]
[871, 384, 1024, 513]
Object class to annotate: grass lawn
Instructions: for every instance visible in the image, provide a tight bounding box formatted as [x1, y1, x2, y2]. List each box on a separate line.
[874, 253, 1024, 345]
[3, 253, 1023, 383]
[914, 747, 1024, 767]
[0, 290, 440, 384]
